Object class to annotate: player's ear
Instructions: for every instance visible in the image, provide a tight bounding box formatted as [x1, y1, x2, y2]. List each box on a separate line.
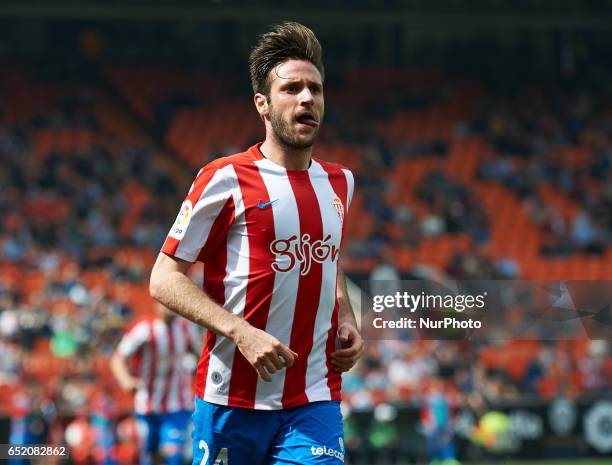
[254, 93, 269, 119]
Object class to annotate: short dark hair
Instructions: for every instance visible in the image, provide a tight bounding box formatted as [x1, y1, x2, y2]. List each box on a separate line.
[249, 21, 324, 96]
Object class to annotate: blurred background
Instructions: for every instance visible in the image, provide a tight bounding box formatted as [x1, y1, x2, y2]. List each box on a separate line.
[1, 1, 612, 464]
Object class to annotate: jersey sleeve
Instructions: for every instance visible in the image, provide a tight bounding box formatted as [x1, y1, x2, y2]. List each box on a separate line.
[161, 162, 236, 263]
[116, 320, 150, 358]
[341, 168, 355, 209]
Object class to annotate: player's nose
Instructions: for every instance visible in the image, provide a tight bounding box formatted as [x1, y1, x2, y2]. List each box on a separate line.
[298, 87, 314, 105]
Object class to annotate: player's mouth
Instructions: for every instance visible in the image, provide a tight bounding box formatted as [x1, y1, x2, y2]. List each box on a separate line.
[295, 112, 319, 128]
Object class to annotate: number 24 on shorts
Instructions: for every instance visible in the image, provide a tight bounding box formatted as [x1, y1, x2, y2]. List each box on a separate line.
[199, 440, 228, 465]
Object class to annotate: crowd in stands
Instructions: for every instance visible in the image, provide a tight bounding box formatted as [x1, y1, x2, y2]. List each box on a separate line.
[344, 337, 611, 411]
[0, 64, 611, 463]
[475, 86, 611, 257]
[0, 69, 177, 423]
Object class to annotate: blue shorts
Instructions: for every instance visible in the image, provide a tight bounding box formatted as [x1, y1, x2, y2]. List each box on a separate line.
[192, 397, 345, 465]
[135, 410, 191, 454]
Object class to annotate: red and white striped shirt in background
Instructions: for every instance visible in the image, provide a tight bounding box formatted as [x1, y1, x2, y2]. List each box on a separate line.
[116, 316, 203, 415]
[161, 143, 354, 410]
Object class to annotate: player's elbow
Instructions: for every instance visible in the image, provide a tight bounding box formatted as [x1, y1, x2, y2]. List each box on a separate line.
[149, 272, 163, 302]
[150, 252, 187, 302]
[149, 263, 165, 302]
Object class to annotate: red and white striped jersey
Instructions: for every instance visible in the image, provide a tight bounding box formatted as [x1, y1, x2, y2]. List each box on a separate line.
[161, 143, 354, 410]
[116, 316, 202, 415]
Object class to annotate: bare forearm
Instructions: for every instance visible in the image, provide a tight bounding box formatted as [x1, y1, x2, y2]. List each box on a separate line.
[332, 268, 364, 371]
[337, 269, 358, 328]
[110, 354, 139, 391]
[150, 252, 298, 380]
[150, 265, 245, 339]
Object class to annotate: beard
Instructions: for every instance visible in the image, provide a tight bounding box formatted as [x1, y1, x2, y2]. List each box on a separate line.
[268, 103, 320, 150]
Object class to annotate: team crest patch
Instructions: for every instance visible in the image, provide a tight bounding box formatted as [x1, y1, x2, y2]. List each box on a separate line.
[333, 196, 344, 225]
[169, 199, 192, 240]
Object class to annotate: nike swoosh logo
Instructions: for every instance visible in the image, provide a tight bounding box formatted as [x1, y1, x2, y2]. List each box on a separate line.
[257, 199, 278, 209]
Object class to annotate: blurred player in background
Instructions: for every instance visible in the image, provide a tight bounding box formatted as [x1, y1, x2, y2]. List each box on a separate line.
[90, 389, 120, 465]
[9, 380, 55, 465]
[110, 302, 202, 465]
[422, 377, 460, 465]
[149, 21, 363, 465]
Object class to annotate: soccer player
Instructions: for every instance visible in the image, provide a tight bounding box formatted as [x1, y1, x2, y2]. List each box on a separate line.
[149, 21, 363, 465]
[110, 302, 202, 465]
[9, 380, 53, 465]
[422, 377, 460, 465]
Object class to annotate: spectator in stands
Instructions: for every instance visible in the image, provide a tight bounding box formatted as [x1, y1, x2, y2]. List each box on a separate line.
[9, 380, 55, 465]
[369, 249, 400, 297]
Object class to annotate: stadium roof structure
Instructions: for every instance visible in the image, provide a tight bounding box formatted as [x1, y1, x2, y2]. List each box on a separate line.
[1, 0, 612, 31]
